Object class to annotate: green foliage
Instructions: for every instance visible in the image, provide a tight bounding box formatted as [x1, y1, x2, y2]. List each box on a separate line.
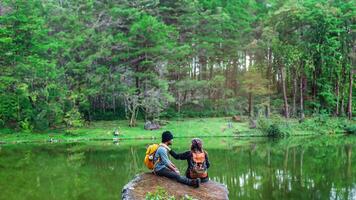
[19, 119, 33, 133]
[257, 116, 291, 137]
[64, 130, 81, 137]
[344, 124, 356, 134]
[145, 187, 195, 200]
[266, 124, 282, 137]
[63, 108, 84, 128]
[298, 116, 348, 134]
[0, 0, 355, 131]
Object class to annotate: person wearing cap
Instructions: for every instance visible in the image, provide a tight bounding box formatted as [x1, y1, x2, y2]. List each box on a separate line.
[154, 131, 201, 188]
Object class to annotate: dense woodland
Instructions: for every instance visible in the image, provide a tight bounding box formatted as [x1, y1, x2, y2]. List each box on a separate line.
[0, 0, 355, 130]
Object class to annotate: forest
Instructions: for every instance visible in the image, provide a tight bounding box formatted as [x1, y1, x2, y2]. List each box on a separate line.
[0, 0, 355, 131]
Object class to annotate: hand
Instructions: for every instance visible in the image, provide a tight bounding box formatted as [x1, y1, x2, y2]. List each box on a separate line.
[172, 167, 180, 174]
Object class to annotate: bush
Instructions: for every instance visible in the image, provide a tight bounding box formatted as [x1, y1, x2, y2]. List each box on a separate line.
[299, 116, 348, 134]
[266, 124, 284, 137]
[19, 118, 33, 133]
[160, 107, 179, 119]
[257, 116, 290, 137]
[64, 130, 80, 137]
[64, 108, 84, 128]
[0, 119, 5, 128]
[257, 117, 271, 133]
[344, 124, 356, 134]
[0, 128, 13, 134]
[145, 187, 195, 200]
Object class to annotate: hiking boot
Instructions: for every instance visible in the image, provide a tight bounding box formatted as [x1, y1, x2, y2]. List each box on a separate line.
[192, 178, 201, 188]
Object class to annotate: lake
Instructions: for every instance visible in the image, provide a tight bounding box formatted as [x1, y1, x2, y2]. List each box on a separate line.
[0, 136, 355, 200]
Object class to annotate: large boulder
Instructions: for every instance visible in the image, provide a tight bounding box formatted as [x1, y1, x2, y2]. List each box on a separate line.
[122, 173, 229, 200]
[144, 121, 161, 130]
[249, 119, 257, 129]
[232, 115, 242, 122]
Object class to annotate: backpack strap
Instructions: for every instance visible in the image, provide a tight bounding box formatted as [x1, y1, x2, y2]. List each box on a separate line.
[153, 144, 171, 172]
[159, 143, 171, 151]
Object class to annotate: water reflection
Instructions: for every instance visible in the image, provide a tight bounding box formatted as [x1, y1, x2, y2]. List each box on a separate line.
[201, 137, 356, 200]
[0, 137, 355, 200]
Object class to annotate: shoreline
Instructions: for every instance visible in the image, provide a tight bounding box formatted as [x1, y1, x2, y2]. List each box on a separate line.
[0, 132, 347, 145]
[0, 116, 352, 145]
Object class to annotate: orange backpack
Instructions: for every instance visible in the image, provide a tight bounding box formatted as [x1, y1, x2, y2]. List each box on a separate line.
[189, 151, 208, 178]
[144, 144, 159, 170]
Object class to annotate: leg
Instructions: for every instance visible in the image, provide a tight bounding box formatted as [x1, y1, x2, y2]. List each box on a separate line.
[156, 168, 193, 186]
[201, 177, 209, 183]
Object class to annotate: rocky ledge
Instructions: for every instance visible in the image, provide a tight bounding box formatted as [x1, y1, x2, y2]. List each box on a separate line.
[122, 173, 229, 200]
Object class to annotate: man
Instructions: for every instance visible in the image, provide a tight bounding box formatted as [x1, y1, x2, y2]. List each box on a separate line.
[154, 131, 200, 188]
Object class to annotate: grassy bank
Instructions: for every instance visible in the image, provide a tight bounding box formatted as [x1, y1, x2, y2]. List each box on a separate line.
[0, 118, 251, 143]
[0, 117, 354, 144]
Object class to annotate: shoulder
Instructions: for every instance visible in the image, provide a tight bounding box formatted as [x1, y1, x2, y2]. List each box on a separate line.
[156, 146, 166, 153]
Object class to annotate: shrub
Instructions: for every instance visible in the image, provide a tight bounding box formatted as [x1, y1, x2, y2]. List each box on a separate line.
[64, 108, 84, 128]
[161, 107, 178, 119]
[0, 119, 5, 128]
[266, 124, 283, 137]
[145, 187, 196, 200]
[257, 117, 271, 133]
[257, 116, 290, 137]
[0, 128, 13, 134]
[344, 124, 356, 135]
[20, 119, 33, 133]
[64, 130, 80, 137]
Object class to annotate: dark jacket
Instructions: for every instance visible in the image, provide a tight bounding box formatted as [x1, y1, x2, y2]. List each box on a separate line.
[170, 150, 210, 179]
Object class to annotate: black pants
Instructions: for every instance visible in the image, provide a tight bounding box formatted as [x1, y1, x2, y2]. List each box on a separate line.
[185, 170, 209, 183]
[155, 168, 193, 186]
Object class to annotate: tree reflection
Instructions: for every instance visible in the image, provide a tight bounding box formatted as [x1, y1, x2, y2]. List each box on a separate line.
[0, 137, 355, 200]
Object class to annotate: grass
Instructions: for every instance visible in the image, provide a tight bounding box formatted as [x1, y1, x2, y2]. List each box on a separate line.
[0, 117, 251, 144]
[0, 116, 354, 144]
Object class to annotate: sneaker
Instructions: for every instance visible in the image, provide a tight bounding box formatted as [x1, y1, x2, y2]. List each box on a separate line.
[192, 178, 201, 188]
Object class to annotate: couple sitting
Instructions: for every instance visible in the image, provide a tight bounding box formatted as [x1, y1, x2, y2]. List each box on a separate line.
[154, 131, 210, 188]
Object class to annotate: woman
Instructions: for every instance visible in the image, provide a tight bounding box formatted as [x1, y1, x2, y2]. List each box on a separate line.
[170, 138, 210, 182]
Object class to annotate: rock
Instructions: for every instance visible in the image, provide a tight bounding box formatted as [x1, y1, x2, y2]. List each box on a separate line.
[227, 122, 233, 129]
[232, 115, 242, 122]
[122, 173, 229, 200]
[157, 120, 169, 126]
[144, 121, 161, 130]
[113, 128, 120, 136]
[249, 119, 257, 129]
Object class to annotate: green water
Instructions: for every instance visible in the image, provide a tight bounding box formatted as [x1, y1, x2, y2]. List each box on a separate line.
[0, 136, 355, 200]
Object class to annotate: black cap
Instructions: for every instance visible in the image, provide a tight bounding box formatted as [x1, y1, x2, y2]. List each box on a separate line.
[162, 131, 173, 143]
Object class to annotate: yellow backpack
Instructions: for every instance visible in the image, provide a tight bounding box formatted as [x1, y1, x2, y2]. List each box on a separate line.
[144, 144, 159, 170]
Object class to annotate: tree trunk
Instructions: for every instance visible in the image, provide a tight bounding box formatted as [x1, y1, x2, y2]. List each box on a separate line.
[312, 70, 317, 100]
[192, 57, 196, 79]
[280, 65, 289, 118]
[112, 93, 116, 114]
[347, 69, 353, 120]
[340, 65, 347, 115]
[266, 48, 272, 118]
[232, 58, 238, 95]
[335, 80, 340, 116]
[130, 108, 137, 127]
[341, 95, 345, 115]
[210, 62, 214, 80]
[199, 55, 207, 80]
[292, 76, 297, 117]
[248, 92, 253, 117]
[300, 75, 305, 119]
